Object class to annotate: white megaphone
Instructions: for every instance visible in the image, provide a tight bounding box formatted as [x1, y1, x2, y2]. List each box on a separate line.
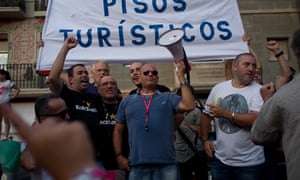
[158, 28, 191, 82]
[158, 28, 185, 61]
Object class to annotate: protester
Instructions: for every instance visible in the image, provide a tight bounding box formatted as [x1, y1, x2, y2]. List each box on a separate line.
[243, 33, 263, 84]
[45, 37, 102, 163]
[20, 93, 70, 180]
[96, 75, 129, 179]
[251, 28, 300, 180]
[246, 37, 292, 180]
[113, 62, 194, 180]
[175, 87, 208, 180]
[266, 40, 295, 90]
[128, 61, 170, 95]
[257, 39, 294, 180]
[87, 61, 110, 95]
[200, 53, 265, 180]
[0, 69, 20, 140]
[128, 61, 184, 129]
[0, 99, 114, 180]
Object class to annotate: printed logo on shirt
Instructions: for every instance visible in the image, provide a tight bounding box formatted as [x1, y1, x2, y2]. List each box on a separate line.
[99, 120, 116, 125]
[218, 94, 248, 134]
[0, 86, 8, 94]
[75, 105, 97, 112]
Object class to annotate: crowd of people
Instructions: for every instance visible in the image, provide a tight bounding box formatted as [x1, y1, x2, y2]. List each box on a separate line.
[0, 28, 299, 180]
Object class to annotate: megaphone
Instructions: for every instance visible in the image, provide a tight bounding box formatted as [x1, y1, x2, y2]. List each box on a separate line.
[158, 28, 190, 82]
[158, 28, 185, 61]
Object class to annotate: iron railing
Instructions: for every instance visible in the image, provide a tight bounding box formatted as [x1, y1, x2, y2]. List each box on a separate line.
[35, 0, 47, 11]
[0, 64, 47, 89]
[0, 0, 25, 11]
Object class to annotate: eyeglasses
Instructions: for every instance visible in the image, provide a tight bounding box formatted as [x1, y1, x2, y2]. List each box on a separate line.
[41, 109, 69, 119]
[100, 81, 117, 86]
[143, 70, 158, 76]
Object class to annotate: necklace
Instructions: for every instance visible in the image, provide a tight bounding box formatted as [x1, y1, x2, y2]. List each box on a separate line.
[101, 102, 118, 137]
[102, 102, 118, 120]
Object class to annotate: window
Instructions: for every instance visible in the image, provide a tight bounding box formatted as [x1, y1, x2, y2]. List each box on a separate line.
[0, 33, 8, 65]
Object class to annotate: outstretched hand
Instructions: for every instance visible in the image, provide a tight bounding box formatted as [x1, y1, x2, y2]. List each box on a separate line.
[64, 36, 78, 50]
[266, 40, 280, 53]
[0, 103, 98, 180]
[174, 60, 186, 82]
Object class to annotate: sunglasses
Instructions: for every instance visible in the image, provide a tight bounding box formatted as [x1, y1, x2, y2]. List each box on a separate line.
[41, 109, 69, 119]
[143, 70, 158, 76]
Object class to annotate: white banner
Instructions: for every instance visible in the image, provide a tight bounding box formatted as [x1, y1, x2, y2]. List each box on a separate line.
[37, 0, 248, 73]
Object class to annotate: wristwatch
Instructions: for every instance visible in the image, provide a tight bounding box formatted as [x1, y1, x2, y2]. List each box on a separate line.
[275, 51, 284, 58]
[180, 79, 189, 86]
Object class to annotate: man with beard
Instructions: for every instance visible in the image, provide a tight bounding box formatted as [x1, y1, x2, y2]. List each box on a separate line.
[45, 37, 101, 163]
[200, 53, 265, 180]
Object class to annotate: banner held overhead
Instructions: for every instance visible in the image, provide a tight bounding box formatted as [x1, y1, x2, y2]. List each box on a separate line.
[37, 0, 248, 73]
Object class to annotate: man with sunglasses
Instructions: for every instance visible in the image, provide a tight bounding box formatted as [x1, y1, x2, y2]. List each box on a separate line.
[0, 95, 114, 180]
[113, 62, 195, 180]
[20, 93, 70, 180]
[45, 37, 101, 164]
[128, 61, 170, 95]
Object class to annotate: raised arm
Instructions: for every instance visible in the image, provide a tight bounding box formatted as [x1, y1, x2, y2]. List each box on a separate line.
[46, 37, 78, 93]
[266, 40, 292, 89]
[175, 60, 195, 112]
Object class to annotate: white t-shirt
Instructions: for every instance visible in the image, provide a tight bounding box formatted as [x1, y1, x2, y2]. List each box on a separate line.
[0, 80, 14, 103]
[205, 80, 265, 166]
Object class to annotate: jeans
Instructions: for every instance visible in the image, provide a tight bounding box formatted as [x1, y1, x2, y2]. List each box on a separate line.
[178, 151, 208, 180]
[208, 154, 263, 180]
[129, 164, 180, 180]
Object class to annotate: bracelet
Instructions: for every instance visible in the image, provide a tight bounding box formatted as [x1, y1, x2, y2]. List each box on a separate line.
[231, 111, 235, 122]
[275, 51, 284, 58]
[180, 79, 189, 86]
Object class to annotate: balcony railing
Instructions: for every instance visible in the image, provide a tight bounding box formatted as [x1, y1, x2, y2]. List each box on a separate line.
[0, 0, 25, 19]
[35, 0, 47, 11]
[0, 0, 25, 11]
[0, 64, 47, 89]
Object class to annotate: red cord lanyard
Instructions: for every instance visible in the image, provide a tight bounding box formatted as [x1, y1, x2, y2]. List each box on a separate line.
[141, 94, 153, 131]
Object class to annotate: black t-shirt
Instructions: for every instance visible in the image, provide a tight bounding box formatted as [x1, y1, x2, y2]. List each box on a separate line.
[96, 99, 129, 170]
[60, 85, 100, 160]
[129, 84, 170, 95]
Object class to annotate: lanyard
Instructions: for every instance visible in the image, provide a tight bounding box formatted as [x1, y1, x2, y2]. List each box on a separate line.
[141, 94, 153, 131]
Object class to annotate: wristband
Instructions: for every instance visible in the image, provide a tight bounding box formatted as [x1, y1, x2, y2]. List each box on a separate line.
[180, 79, 189, 86]
[275, 51, 284, 58]
[231, 111, 235, 122]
